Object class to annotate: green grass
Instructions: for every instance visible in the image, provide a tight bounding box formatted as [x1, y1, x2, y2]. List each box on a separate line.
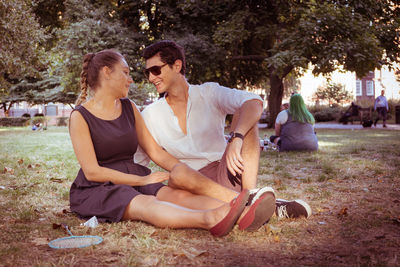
[1, 126, 400, 266]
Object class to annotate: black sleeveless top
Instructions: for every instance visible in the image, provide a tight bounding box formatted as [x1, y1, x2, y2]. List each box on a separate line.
[76, 98, 138, 165]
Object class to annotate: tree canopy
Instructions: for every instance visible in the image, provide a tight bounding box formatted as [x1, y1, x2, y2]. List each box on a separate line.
[0, 0, 48, 114]
[1, 0, 399, 124]
[314, 82, 353, 106]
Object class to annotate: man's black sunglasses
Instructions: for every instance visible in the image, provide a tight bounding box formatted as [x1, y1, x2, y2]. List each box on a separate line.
[144, 63, 168, 78]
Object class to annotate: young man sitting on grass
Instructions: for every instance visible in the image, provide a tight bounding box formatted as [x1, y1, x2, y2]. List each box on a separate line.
[135, 40, 312, 229]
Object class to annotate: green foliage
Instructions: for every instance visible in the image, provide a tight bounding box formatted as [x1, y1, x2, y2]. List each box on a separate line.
[314, 82, 353, 106]
[0, 117, 30, 127]
[4, 74, 76, 105]
[0, 0, 48, 81]
[51, 0, 144, 100]
[308, 105, 344, 122]
[0, 0, 49, 109]
[128, 82, 157, 106]
[1, 0, 400, 119]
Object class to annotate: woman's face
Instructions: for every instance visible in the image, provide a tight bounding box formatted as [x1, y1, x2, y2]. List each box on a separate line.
[109, 58, 133, 98]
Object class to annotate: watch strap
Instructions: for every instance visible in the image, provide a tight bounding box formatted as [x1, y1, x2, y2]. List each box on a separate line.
[228, 132, 244, 143]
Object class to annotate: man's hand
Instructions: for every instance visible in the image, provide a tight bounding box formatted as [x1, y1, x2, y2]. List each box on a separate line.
[226, 138, 244, 179]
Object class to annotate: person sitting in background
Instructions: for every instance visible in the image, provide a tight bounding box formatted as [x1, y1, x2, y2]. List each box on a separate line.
[339, 102, 361, 124]
[270, 94, 318, 152]
[32, 122, 43, 131]
[281, 102, 289, 111]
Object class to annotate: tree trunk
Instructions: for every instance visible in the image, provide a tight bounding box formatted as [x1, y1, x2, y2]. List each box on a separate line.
[267, 74, 284, 128]
[3, 102, 14, 117]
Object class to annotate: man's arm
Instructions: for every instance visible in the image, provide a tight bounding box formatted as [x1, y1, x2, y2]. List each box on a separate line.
[225, 99, 263, 177]
[231, 99, 263, 136]
[374, 97, 378, 110]
[275, 123, 281, 136]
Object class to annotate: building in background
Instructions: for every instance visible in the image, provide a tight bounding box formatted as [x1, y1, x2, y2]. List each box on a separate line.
[356, 71, 375, 102]
[298, 65, 399, 105]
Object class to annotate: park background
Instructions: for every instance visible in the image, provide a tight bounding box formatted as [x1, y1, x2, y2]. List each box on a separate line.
[1, 0, 400, 127]
[1, 1, 400, 266]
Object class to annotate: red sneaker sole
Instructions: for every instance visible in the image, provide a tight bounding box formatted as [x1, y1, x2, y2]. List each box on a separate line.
[238, 192, 276, 231]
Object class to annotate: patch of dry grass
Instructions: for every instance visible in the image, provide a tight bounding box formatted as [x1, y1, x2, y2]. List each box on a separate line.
[0, 126, 399, 266]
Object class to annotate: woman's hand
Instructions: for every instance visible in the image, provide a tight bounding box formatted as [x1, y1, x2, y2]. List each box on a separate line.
[144, 171, 170, 184]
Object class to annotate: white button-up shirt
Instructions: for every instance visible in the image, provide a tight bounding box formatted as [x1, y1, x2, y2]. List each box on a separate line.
[134, 82, 262, 170]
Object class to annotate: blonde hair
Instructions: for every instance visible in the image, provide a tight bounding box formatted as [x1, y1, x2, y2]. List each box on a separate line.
[75, 49, 123, 106]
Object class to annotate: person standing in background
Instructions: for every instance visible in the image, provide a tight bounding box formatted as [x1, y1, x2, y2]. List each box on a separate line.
[374, 90, 389, 128]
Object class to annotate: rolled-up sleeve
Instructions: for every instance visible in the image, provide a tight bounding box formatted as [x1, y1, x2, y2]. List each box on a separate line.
[204, 83, 262, 115]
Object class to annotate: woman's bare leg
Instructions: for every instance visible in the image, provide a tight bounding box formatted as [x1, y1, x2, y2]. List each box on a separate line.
[122, 195, 230, 229]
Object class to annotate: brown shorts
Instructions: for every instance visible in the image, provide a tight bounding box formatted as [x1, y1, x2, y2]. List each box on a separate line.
[198, 152, 242, 193]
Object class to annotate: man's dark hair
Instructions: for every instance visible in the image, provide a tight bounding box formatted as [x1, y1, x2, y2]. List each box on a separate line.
[143, 40, 186, 75]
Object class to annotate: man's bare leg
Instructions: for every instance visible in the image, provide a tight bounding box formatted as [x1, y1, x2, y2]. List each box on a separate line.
[169, 111, 260, 202]
[169, 163, 237, 203]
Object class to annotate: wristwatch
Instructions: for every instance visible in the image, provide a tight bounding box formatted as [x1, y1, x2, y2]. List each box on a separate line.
[228, 132, 244, 143]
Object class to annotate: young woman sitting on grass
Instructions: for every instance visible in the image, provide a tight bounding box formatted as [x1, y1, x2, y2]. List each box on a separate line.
[68, 49, 252, 237]
[270, 94, 318, 152]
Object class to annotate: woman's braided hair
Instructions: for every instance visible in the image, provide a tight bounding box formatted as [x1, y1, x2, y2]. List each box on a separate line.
[75, 49, 123, 106]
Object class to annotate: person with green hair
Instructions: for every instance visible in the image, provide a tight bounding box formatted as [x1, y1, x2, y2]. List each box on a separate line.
[270, 94, 318, 152]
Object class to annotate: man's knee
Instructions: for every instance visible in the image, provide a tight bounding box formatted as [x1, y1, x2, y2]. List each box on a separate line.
[170, 163, 191, 188]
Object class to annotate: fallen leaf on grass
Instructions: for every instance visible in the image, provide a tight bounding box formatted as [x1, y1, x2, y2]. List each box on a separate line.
[266, 225, 282, 234]
[392, 216, 400, 225]
[121, 232, 130, 237]
[142, 256, 159, 266]
[31, 237, 49, 246]
[17, 159, 24, 165]
[375, 234, 386, 239]
[3, 167, 14, 174]
[62, 209, 72, 214]
[338, 207, 348, 216]
[173, 248, 207, 260]
[27, 164, 41, 169]
[49, 178, 63, 183]
[52, 223, 62, 229]
[182, 247, 207, 260]
[144, 228, 156, 237]
[104, 257, 119, 263]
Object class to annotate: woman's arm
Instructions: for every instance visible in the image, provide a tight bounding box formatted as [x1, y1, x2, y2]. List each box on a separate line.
[131, 102, 180, 171]
[275, 123, 281, 136]
[69, 110, 168, 185]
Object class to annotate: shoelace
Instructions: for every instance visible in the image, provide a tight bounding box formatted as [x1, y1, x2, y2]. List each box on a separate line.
[277, 205, 289, 218]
